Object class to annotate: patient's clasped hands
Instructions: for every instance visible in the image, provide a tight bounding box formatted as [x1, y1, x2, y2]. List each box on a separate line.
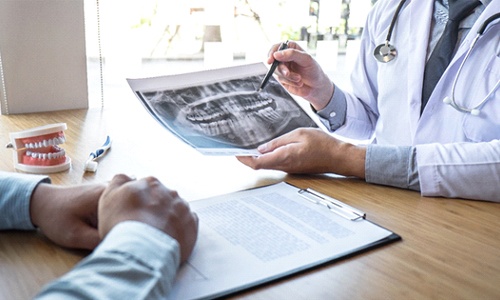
[30, 174, 199, 263]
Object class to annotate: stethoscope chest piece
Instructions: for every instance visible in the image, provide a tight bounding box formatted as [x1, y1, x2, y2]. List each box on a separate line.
[374, 42, 397, 63]
[373, 0, 407, 63]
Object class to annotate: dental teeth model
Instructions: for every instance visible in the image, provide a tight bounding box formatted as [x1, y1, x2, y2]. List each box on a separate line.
[6, 123, 71, 174]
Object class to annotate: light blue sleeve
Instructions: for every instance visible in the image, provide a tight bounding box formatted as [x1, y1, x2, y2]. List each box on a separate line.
[0, 171, 50, 230]
[315, 84, 348, 132]
[35, 221, 181, 300]
[365, 145, 420, 191]
[312, 89, 421, 192]
[312, 91, 421, 192]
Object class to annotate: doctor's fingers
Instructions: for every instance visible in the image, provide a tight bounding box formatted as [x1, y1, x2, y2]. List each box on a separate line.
[236, 149, 292, 172]
[256, 129, 309, 154]
[237, 144, 325, 174]
[275, 71, 304, 89]
[236, 130, 302, 169]
[237, 129, 330, 171]
[275, 51, 324, 83]
[273, 46, 317, 69]
[287, 40, 306, 51]
[266, 40, 304, 61]
[266, 42, 283, 63]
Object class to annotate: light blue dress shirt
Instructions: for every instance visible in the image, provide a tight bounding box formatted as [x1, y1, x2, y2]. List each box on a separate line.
[0, 171, 180, 299]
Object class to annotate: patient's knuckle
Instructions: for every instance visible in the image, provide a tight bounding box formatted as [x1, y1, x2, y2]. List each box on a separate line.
[62, 227, 80, 245]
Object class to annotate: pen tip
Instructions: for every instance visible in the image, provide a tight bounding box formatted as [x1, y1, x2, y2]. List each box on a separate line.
[257, 88, 262, 93]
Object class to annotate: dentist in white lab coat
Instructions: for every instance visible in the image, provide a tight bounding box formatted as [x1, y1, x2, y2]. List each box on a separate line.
[238, 0, 500, 202]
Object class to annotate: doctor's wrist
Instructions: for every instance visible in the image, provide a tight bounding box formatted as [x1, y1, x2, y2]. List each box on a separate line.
[310, 81, 335, 111]
[333, 143, 366, 179]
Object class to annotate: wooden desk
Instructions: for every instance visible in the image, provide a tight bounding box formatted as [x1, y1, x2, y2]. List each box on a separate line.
[1, 103, 499, 299]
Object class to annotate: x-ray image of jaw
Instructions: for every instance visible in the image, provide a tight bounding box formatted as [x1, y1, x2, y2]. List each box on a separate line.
[6, 123, 71, 173]
[141, 75, 317, 150]
[178, 90, 299, 148]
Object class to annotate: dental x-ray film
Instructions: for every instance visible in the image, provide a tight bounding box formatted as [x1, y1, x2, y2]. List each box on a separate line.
[127, 63, 319, 155]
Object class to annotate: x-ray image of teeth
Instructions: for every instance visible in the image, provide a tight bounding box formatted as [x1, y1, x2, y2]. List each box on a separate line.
[183, 91, 282, 139]
[131, 64, 318, 155]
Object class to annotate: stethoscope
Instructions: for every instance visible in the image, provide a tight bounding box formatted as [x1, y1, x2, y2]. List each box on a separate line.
[373, 0, 500, 115]
[373, 0, 407, 63]
[442, 13, 500, 115]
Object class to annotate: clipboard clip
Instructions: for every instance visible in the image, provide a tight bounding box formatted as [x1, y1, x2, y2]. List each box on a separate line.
[298, 188, 366, 221]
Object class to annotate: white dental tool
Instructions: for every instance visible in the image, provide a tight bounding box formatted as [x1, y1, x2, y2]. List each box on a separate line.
[84, 136, 112, 172]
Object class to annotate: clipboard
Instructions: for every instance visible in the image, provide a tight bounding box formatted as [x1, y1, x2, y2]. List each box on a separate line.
[168, 182, 401, 300]
[298, 187, 366, 221]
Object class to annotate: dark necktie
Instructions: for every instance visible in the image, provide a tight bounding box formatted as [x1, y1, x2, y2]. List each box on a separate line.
[421, 0, 481, 112]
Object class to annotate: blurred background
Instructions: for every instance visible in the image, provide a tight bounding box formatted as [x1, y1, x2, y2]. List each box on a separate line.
[84, 0, 375, 108]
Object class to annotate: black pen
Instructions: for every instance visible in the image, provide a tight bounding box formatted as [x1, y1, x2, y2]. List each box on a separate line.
[257, 40, 289, 92]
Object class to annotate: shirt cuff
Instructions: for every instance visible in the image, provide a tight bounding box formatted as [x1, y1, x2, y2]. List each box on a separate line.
[365, 145, 420, 191]
[96, 220, 181, 283]
[0, 171, 51, 230]
[314, 84, 347, 131]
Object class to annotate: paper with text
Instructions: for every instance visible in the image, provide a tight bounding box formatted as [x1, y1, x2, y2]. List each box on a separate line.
[168, 182, 398, 300]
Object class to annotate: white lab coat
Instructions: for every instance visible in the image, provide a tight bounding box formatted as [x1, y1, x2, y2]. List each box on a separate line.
[335, 0, 500, 201]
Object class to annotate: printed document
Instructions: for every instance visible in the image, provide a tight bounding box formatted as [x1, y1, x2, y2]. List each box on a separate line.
[168, 182, 400, 299]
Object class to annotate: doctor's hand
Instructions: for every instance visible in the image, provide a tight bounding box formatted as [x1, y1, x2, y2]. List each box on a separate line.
[98, 174, 199, 263]
[30, 182, 104, 250]
[237, 128, 366, 177]
[268, 40, 334, 111]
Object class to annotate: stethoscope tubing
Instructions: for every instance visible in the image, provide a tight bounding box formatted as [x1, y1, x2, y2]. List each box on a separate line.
[373, 0, 407, 63]
[385, 0, 407, 43]
[445, 12, 500, 114]
[374, 4, 499, 115]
